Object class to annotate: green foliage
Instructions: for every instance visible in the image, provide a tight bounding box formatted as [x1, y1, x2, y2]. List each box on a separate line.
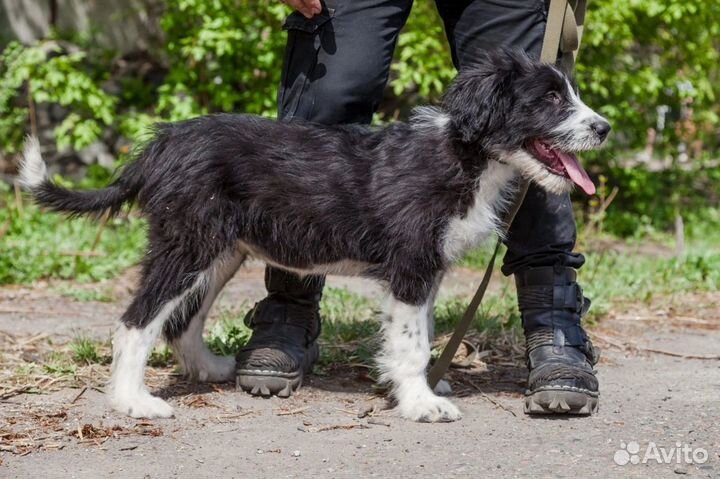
[433, 289, 521, 337]
[43, 351, 77, 376]
[577, 165, 720, 236]
[1, 1, 720, 290]
[70, 336, 106, 365]
[0, 193, 146, 285]
[390, 3, 455, 106]
[0, 40, 117, 152]
[55, 285, 116, 302]
[148, 345, 176, 367]
[205, 310, 253, 356]
[0, 0, 720, 156]
[158, 0, 288, 118]
[199, 286, 518, 371]
[583, 249, 720, 309]
[1, 2, 717, 155]
[578, 0, 720, 151]
[320, 287, 375, 326]
[460, 234, 720, 320]
[204, 288, 379, 359]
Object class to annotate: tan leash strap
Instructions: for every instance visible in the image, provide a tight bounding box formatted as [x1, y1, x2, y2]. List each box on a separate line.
[428, 182, 528, 387]
[541, 0, 570, 64]
[559, 0, 588, 70]
[428, 0, 585, 389]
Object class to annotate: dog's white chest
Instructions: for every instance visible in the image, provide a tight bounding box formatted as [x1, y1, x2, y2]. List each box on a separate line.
[442, 162, 516, 262]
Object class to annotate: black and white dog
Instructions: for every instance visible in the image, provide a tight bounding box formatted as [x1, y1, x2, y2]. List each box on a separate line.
[20, 50, 609, 422]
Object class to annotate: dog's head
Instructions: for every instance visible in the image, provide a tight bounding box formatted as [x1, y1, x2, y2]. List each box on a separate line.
[442, 49, 610, 195]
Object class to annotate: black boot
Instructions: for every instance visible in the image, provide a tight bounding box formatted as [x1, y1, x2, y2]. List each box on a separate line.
[515, 266, 600, 415]
[235, 267, 323, 397]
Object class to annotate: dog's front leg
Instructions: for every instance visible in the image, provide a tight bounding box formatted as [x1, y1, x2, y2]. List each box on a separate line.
[378, 295, 461, 422]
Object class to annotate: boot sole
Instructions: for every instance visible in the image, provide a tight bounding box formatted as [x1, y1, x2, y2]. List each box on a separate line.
[524, 388, 599, 415]
[236, 370, 303, 398]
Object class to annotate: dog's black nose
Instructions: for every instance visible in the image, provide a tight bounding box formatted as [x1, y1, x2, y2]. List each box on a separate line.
[591, 120, 611, 140]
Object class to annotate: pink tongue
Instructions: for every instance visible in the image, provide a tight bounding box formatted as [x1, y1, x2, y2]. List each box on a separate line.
[556, 151, 596, 195]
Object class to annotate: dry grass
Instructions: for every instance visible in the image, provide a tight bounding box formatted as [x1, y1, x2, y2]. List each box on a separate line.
[0, 330, 182, 402]
[0, 406, 164, 455]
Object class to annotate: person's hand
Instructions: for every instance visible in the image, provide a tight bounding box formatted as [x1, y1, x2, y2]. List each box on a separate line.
[281, 0, 322, 18]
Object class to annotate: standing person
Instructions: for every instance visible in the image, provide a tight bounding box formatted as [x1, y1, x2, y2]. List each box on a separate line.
[235, 0, 599, 415]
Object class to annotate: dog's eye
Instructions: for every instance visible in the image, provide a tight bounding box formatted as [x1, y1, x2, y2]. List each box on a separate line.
[546, 91, 562, 105]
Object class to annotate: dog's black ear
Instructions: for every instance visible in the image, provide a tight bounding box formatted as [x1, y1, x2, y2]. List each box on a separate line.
[442, 49, 532, 144]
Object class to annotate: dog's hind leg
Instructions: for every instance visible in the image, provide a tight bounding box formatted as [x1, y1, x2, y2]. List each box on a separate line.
[377, 294, 461, 423]
[169, 250, 246, 383]
[108, 248, 216, 419]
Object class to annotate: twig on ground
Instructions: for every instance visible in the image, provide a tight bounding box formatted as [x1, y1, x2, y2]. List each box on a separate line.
[614, 314, 717, 326]
[209, 428, 242, 435]
[345, 362, 372, 369]
[367, 418, 391, 427]
[591, 333, 720, 360]
[212, 411, 255, 423]
[0, 385, 33, 401]
[636, 347, 720, 360]
[590, 332, 629, 351]
[467, 380, 517, 417]
[0, 307, 92, 317]
[275, 406, 309, 416]
[180, 394, 218, 409]
[356, 400, 387, 418]
[298, 423, 369, 433]
[70, 386, 88, 404]
[670, 315, 719, 326]
[18, 333, 49, 347]
[0, 330, 17, 343]
[334, 407, 357, 416]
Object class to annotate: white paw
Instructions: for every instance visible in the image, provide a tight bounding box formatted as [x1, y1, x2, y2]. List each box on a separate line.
[397, 393, 462, 423]
[109, 392, 174, 419]
[192, 355, 236, 383]
[433, 379, 452, 396]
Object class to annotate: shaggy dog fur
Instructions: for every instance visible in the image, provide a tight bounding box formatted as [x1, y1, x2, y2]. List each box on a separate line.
[20, 50, 609, 422]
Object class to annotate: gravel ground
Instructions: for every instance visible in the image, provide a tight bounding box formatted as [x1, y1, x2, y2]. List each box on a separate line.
[1, 265, 719, 478]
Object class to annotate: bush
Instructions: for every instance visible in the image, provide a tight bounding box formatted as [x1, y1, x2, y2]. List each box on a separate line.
[1, 1, 719, 237]
[584, 165, 720, 237]
[0, 40, 116, 153]
[157, 0, 288, 119]
[579, 0, 720, 152]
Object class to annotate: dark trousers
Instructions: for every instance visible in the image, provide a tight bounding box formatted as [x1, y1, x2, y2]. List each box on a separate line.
[277, 0, 585, 277]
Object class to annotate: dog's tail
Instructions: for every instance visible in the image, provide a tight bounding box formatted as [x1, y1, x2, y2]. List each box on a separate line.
[19, 136, 144, 217]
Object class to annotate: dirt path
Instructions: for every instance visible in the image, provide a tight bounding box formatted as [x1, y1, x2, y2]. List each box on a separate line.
[1, 266, 719, 478]
[0, 260, 492, 341]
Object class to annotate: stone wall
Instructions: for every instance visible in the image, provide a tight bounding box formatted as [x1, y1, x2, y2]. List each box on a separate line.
[0, 1, 166, 177]
[1, 0, 162, 51]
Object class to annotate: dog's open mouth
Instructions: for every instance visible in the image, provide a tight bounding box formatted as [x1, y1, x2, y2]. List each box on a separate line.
[528, 140, 596, 195]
